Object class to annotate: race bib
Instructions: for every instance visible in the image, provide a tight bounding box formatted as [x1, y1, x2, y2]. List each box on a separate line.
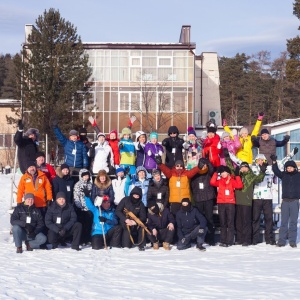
[56, 217, 61, 224]
[199, 183, 204, 189]
[176, 181, 181, 188]
[157, 193, 162, 199]
[26, 216, 31, 223]
[225, 189, 230, 196]
[172, 148, 176, 154]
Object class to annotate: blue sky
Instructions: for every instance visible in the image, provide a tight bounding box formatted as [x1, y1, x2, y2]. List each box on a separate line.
[0, 0, 299, 59]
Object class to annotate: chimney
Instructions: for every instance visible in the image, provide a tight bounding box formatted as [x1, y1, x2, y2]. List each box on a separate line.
[179, 25, 191, 44]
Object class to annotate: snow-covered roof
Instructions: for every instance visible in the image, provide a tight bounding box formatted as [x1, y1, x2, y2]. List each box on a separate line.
[265, 118, 300, 127]
[0, 99, 21, 106]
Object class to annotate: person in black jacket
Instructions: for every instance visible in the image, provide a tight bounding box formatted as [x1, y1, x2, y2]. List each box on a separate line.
[162, 126, 184, 168]
[176, 198, 207, 251]
[272, 156, 300, 248]
[14, 120, 39, 174]
[11, 193, 47, 253]
[45, 192, 82, 250]
[52, 164, 75, 205]
[147, 200, 175, 250]
[190, 158, 216, 246]
[147, 169, 170, 208]
[115, 186, 147, 250]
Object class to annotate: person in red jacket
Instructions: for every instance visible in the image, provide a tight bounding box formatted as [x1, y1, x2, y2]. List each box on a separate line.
[210, 165, 243, 247]
[35, 151, 56, 182]
[202, 126, 221, 168]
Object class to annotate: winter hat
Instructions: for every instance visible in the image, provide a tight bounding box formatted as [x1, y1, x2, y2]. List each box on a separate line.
[240, 162, 250, 169]
[81, 171, 90, 177]
[221, 132, 230, 140]
[284, 160, 297, 169]
[175, 160, 184, 167]
[116, 167, 125, 174]
[239, 127, 248, 136]
[260, 128, 269, 135]
[207, 126, 217, 133]
[218, 165, 231, 174]
[25, 128, 39, 137]
[255, 154, 267, 161]
[168, 126, 179, 136]
[36, 151, 45, 159]
[135, 130, 146, 142]
[187, 126, 197, 137]
[60, 163, 69, 171]
[150, 132, 158, 140]
[97, 132, 106, 138]
[109, 130, 118, 138]
[102, 195, 110, 202]
[147, 200, 157, 208]
[24, 193, 34, 201]
[136, 166, 147, 175]
[69, 129, 78, 136]
[56, 192, 66, 200]
[79, 128, 87, 135]
[181, 198, 191, 204]
[152, 168, 161, 176]
[121, 127, 131, 137]
[25, 160, 36, 170]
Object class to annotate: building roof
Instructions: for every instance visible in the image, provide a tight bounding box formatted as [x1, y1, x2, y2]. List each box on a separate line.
[0, 99, 21, 107]
[264, 118, 300, 135]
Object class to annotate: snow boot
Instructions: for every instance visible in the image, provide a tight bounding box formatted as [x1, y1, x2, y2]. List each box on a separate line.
[25, 241, 33, 251]
[153, 242, 159, 250]
[16, 247, 22, 253]
[163, 242, 171, 250]
[196, 243, 206, 251]
[138, 246, 145, 251]
[290, 243, 297, 248]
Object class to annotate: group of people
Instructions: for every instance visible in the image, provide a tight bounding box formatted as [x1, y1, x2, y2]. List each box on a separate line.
[11, 111, 300, 253]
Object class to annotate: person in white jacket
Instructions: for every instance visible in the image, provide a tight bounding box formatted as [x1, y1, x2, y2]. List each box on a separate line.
[89, 132, 114, 175]
[111, 167, 130, 206]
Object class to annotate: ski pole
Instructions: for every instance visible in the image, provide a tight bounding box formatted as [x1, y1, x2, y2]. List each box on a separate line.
[98, 205, 108, 250]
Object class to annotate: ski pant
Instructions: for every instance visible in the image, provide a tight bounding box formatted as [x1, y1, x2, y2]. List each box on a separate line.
[218, 203, 235, 245]
[177, 225, 207, 250]
[278, 199, 299, 245]
[147, 227, 175, 244]
[235, 204, 252, 244]
[194, 199, 215, 244]
[76, 209, 93, 244]
[252, 199, 274, 244]
[92, 225, 122, 249]
[48, 222, 82, 248]
[12, 225, 47, 249]
[121, 223, 146, 248]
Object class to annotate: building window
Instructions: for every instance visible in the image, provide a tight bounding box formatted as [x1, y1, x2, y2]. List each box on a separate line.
[158, 57, 172, 67]
[131, 57, 141, 66]
[290, 129, 300, 160]
[119, 92, 141, 111]
[0, 134, 14, 148]
[274, 133, 286, 160]
[158, 92, 171, 112]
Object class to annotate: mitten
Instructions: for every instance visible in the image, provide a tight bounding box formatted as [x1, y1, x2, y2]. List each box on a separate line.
[128, 115, 136, 127]
[270, 154, 277, 162]
[223, 148, 230, 158]
[234, 166, 240, 176]
[94, 196, 103, 207]
[284, 135, 290, 142]
[259, 162, 268, 173]
[99, 216, 107, 223]
[88, 116, 97, 127]
[81, 187, 91, 197]
[294, 147, 299, 155]
[222, 119, 227, 127]
[147, 149, 152, 156]
[154, 155, 162, 165]
[257, 112, 264, 121]
[119, 143, 124, 149]
[17, 119, 24, 130]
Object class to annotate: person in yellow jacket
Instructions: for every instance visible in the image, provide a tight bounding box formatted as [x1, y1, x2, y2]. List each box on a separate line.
[223, 112, 264, 164]
[17, 161, 53, 217]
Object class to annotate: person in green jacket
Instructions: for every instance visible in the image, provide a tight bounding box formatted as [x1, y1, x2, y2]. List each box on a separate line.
[234, 161, 266, 246]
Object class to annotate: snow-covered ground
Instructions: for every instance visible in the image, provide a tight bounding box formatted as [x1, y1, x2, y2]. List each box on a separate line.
[1, 173, 300, 300]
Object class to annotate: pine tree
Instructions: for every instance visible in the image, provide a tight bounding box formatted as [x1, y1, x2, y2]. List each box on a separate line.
[15, 8, 91, 142]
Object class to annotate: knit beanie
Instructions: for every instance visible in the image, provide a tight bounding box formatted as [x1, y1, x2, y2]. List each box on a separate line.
[60, 163, 69, 171]
[221, 132, 230, 139]
[121, 127, 131, 137]
[116, 167, 125, 174]
[240, 162, 250, 169]
[239, 127, 248, 136]
[56, 192, 66, 200]
[97, 132, 106, 138]
[79, 128, 87, 135]
[260, 128, 269, 135]
[187, 126, 197, 137]
[36, 151, 45, 159]
[24, 193, 34, 200]
[69, 129, 78, 136]
[150, 132, 158, 140]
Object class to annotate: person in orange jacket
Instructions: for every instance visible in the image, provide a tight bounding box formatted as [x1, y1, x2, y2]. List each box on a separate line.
[17, 160, 53, 217]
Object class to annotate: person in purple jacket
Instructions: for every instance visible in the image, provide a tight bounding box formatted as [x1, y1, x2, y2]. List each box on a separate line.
[144, 132, 164, 174]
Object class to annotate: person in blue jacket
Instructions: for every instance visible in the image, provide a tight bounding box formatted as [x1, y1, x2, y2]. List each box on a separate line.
[52, 120, 88, 175]
[83, 191, 122, 249]
[176, 198, 207, 251]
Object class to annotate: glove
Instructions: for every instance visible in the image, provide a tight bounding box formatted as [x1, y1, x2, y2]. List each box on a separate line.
[58, 229, 66, 237]
[94, 196, 103, 207]
[158, 150, 163, 156]
[259, 162, 268, 173]
[234, 166, 240, 176]
[223, 148, 230, 158]
[294, 147, 299, 155]
[154, 155, 162, 165]
[99, 216, 107, 223]
[284, 135, 290, 142]
[257, 112, 264, 121]
[28, 231, 36, 239]
[119, 143, 124, 149]
[128, 115, 136, 127]
[47, 200, 52, 207]
[270, 154, 277, 162]
[198, 158, 208, 169]
[88, 116, 97, 127]
[92, 143, 97, 149]
[17, 119, 24, 130]
[25, 224, 35, 234]
[81, 187, 91, 197]
[162, 139, 167, 147]
[51, 118, 58, 127]
[198, 228, 205, 234]
[222, 119, 227, 127]
[147, 150, 152, 156]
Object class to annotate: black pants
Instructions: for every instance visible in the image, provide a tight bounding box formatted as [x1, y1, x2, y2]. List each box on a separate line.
[77, 209, 93, 244]
[252, 199, 274, 244]
[48, 222, 82, 248]
[218, 203, 235, 245]
[92, 225, 122, 249]
[121, 224, 146, 248]
[235, 205, 252, 244]
[147, 227, 175, 244]
[194, 199, 215, 244]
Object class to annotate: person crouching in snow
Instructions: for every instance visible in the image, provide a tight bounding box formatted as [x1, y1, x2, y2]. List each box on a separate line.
[210, 165, 243, 247]
[119, 127, 136, 175]
[89, 132, 114, 175]
[82, 190, 122, 250]
[144, 132, 164, 174]
[176, 198, 207, 251]
[183, 126, 202, 170]
[271, 156, 300, 248]
[11, 193, 47, 253]
[147, 200, 175, 250]
[115, 187, 147, 250]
